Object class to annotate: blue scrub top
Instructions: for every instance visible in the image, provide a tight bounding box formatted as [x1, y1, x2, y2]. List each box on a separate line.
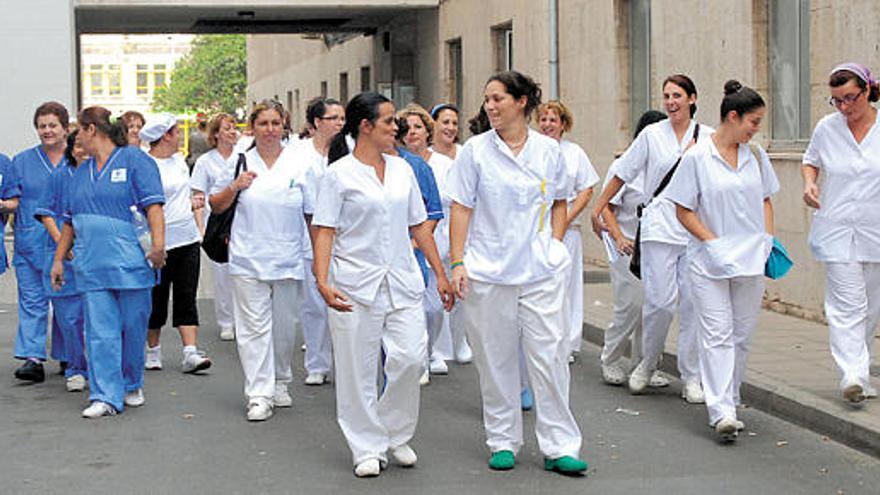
[11, 145, 65, 267]
[61, 146, 165, 292]
[34, 163, 78, 296]
[397, 147, 443, 285]
[0, 153, 21, 275]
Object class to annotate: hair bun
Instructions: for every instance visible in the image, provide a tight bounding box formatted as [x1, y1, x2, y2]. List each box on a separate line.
[723, 80, 742, 96]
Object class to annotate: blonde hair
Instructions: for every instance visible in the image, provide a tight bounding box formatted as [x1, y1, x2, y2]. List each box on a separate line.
[207, 113, 237, 148]
[535, 100, 573, 133]
[396, 103, 434, 144]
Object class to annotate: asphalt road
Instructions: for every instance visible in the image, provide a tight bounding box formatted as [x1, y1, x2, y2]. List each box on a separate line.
[1, 299, 878, 495]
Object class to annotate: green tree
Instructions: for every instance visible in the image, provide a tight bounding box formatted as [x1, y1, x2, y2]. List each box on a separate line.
[153, 34, 247, 115]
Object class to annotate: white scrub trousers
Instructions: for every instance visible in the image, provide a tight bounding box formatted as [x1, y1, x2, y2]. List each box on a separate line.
[563, 228, 584, 355]
[328, 280, 427, 465]
[302, 259, 333, 376]
[824, 262, 880, 390]
[232, 275, 302, 403]
[211, 260, 235, 332]
[690, 272, 764, 425]
[602, 254, 643, 368]
[639, 241, 700, 382]
[460, 274, 582, 459]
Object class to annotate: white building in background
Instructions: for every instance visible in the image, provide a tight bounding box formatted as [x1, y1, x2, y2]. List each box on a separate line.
[80, 34, 194, 116]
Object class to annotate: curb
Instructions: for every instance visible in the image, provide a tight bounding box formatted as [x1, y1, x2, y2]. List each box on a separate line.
[581, 320, 880, 458]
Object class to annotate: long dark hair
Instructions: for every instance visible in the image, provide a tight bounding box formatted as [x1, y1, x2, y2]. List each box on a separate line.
[328, 92, 392, 164]
[486, 70, 542, 118]
[306, 97, 343, 129]
[64, 130, 80, 166]
[78, 106, 127, 147]
[663, 74, 698, 118]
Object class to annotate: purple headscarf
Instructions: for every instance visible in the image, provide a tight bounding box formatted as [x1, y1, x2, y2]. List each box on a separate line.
[830, 62, 877, 87]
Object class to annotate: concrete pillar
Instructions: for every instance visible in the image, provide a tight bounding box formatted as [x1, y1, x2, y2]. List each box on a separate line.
[0, 0, 77, 154]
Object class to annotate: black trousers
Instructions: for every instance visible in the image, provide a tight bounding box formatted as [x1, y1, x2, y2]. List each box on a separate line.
[149, 241, 200, 329]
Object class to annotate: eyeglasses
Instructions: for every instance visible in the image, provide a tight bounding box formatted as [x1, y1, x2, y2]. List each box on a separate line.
[319, 115, 345, 122]
[829, 89, 865, 108]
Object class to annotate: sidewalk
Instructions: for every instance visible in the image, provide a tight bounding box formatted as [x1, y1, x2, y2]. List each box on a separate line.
[580, 267, 880, 458]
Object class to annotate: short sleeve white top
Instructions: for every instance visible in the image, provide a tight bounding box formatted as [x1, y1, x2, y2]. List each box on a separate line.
[560, 139, 600, 228]
[803, 110, 880, 262]
[312, 153, 427, 307]
[191, 148, 236, 214]
[605, 159, 643, 240]
[151, 153, 201, 250]
[216, 146, 316, 281]
[427, 150, 454, 261]
[446, 128, 572, 286]
[666, 139, 779, 279]
[614, 119, 714, 245]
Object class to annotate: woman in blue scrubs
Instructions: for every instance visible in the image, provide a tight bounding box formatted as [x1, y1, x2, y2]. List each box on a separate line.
[35, 130, 88, 393]
[0, 153, 21, 277]
[12, 102, 71, 383]
[50, 106, 166, 418]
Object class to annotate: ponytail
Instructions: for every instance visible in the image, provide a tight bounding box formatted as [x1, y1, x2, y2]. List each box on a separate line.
[328, 131, 351, 164]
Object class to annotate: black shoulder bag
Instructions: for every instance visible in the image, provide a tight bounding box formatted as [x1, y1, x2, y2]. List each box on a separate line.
[202, 153, 246, 263]
[629, 124, 700, 279]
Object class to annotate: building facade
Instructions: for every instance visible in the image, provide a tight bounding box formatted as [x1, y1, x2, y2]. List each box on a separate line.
[247, 0, 880, 317]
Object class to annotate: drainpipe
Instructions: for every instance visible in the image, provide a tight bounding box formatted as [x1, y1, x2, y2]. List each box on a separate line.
[548, 0, 559, 100]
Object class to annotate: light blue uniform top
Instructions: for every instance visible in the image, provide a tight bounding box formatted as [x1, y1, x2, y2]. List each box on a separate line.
[34, 163, 79, 296]
[60, 146, 165, 292]
[11, 146, 64, 267]
[0, 153, 21, 274]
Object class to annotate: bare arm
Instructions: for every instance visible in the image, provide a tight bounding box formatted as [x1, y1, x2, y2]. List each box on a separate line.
[600, 204, 633, 255]
[590, 176, 625, 238]
[313, 226, 352, 312]
[50, 223, 75, 291]
[802, 164, 820, 209]
[40, 216, 62, 244]
[566, 186, 594, 229]
[449, 201, 473, 299]
[145, 203, 167, 268]
[410, 221, 454, 310]
[550, 199, 567, 241]
[675, 204, 715, 242]
[764, 198, 775, 235]
[209, 171, 257, 213]
[0, 198, 19, 213]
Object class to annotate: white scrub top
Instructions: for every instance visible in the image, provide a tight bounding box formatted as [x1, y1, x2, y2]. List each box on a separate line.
[312, 153, 428, 307]
[446, 128, 572, 286]
[427, 150, 454, 261]
[294, 138, 329, 259]
[803, 110, 880, 262]
[217, 146, 316, 281]
[560, 139, 600, 228]
[605, 159, 643, 240]
[151, 153, 201, 250]
[429, 143, 464, 161]
[191, 148, 236, 214]
[614, 119, 714, 245]
[666, 139, 779, 279]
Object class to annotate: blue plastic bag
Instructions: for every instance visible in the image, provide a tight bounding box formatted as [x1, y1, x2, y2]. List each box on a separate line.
[765, 237, 793, 280]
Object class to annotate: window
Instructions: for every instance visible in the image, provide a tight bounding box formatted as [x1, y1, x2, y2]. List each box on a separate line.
[339, 72, 349, 103]
[136, 64, 149, 95]
[320, 81, 328, 98]
[153, 64, 168, 90]
[447, 38, 463, 110]
[770, 0, 810, 142]
[361, 66, 371, 92]
[629, 0, 651, 129]
[492, 23, 513, 72]
[88, 64, 104, 96]
[107, 64, 121, 96]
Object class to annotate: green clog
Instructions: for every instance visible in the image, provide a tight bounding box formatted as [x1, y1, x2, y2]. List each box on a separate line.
[488, 450, 516, 470]
[544, 455, 588, 475]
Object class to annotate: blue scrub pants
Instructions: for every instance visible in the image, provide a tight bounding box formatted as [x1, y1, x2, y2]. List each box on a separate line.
[13, 257, 61, 361]
[83, 288, 151, 412]
[52, 295, 86, 378]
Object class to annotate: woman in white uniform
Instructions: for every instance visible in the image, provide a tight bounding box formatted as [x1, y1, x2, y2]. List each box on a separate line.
[141, 115, 211, 374]
[430, 103, 464, 161]
[448, 70, 587, 475]
[191, 113, 239, 341]
[803, 63, 880, 404]
[299, 97, 345, 386]
[313, 92, 453, 477]
[535, 100, 599, 361]
[598, 110, 668, 385]
[667, 80, 778, 441]
[210, 100, 316, 421]
[590, 74, 711, 402]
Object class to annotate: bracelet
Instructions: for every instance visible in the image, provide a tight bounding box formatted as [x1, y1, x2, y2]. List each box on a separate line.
[450, 260, 464, 269]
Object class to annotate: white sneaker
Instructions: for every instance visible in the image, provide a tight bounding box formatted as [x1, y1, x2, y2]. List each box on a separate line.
[304, 373, 327, 386]
[601, 363, 626, 385]
[682, 380, 706, 404]
[219, 326, 235, 341]
[649, 371, 671, 388]
[455, 342, 473, 364]
[247, 400, 273, 421]
[124, 389, 145, 407]
[735, 420, 745, 431]
[429, 356, 448, 375]
[273, 384, 293, 408]
[715, 417, 738, 442]
[66, 374, 86, 392]
[82, 401, 116, 419]
[354, 458, 381, 478]
[419, 370, 430, 386]
[389, 444, 418, 467]
[301, 343, 307, 352]
[181, 351, 212, 374]
[842, 382, 866, 404]
[628, 361, 652, 394]
[144, 346, 162, 370]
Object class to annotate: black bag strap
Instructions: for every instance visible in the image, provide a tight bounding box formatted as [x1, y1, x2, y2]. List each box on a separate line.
[650, 123, 700, 200]
[231, 152, 247, 203]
